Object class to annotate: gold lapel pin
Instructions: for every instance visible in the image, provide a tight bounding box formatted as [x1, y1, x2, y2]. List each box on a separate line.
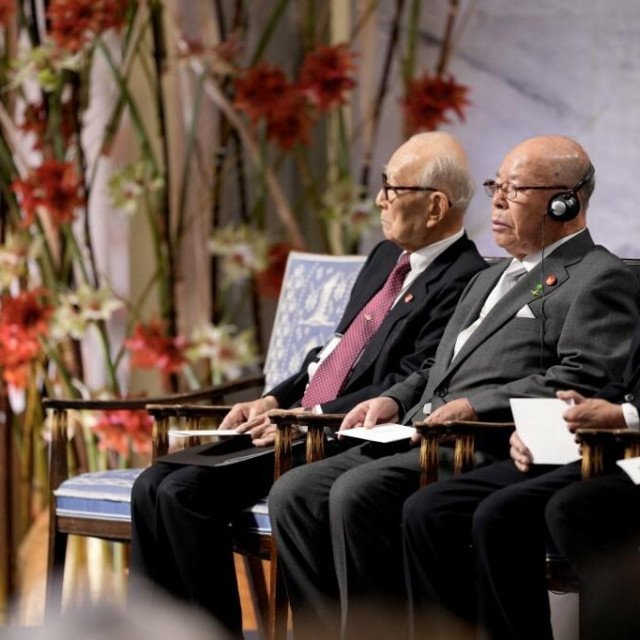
[545, 275, 558, 286]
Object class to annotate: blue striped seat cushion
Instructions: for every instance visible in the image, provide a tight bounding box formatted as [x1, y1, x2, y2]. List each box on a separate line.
[54, 468, 144, 522]
[54, 469, 272, 533]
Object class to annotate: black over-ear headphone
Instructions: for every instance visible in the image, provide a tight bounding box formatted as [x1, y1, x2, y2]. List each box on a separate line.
[546, 163, 595, 222]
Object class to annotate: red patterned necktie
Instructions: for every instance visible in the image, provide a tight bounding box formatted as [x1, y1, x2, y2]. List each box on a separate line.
[301, 254, 412, 408]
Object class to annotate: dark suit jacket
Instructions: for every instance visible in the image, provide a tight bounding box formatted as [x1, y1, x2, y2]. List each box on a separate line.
[268, 235, 487, 413]
[385, 230, 640, 423]
[596, 323, 640, 409]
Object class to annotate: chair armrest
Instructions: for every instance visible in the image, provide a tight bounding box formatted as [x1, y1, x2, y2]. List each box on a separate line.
[413, 420, 515, 486]
[42, 374, 265, 412]
[575, 428, 640, 478]
[43, 375, 265, 482]
[267, 410, 345, 477]
[145, 404, 236, 459]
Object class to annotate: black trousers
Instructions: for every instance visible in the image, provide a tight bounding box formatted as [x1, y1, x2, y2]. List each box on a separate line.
[268, 441, 494, 640]
[402, 459, 582, 640]
[269, 441, 422, 640]
[546, 471, 640, 640]
[129, 455, 274, 637]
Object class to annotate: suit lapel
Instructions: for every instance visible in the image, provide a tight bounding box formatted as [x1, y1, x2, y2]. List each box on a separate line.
[344, 235, 474, 390]
[336, 248, 399, 333]
[436, 230, 595, 383]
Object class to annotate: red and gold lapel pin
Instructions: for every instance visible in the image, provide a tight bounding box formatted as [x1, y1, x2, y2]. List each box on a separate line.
[404, 293, 414, 303]
[545, 275, 558, 286]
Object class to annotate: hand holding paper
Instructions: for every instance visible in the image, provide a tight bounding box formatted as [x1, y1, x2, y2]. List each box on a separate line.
[510, 398, 581, 465]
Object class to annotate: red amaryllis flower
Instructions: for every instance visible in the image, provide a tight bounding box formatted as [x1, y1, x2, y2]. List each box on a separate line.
[234, 62, 291, 123]
[0, 288, 53, 339]
[266, 92, 312, 150]
[125, 319, 188, 375]
[401, 73, 470, 133]
[298, 44, 357, 111]
[12, 160, 84, 228]
[255, 243, 294, 299]
[92, 408, 153, 456]
[0, 0, 16, 28]
[0, 288, 53, 388]
[48, 0, 131, 52]
[19, 101, 76, 150]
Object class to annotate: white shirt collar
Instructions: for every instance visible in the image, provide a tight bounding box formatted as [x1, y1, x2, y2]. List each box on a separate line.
[406, 228, 465, 275]
[516, 228, 586, 273]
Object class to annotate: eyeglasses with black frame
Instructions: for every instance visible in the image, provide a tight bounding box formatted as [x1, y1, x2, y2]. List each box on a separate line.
[483, 179, 568, 202]
[381, 173, 452, 206]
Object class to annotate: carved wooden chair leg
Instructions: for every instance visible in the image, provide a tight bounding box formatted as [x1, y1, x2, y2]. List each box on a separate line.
[269, 548, 289, 640]
[45, 521, 67, 620]
[243, 555, 269, 638]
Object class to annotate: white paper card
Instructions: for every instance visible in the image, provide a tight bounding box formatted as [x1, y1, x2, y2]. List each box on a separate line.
[339, 423, 415, 443]
[510, 398, 581, 465]
[616, 456, 640, 485]
[170, 429, 242, 437]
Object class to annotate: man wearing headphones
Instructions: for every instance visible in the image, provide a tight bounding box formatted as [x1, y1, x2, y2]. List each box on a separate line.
[269, 135, 640, 640]
[398, 136, 640, 640]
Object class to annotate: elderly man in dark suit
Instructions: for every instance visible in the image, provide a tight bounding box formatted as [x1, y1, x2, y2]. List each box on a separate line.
[540, 327, 640, 640]
[400, 138, 640, 640]
[129, 131, 486, 637]
[269, 135, 640, 640]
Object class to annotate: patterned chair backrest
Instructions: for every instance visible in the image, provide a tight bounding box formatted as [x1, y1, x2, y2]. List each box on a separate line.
[263, 251, 367, 392]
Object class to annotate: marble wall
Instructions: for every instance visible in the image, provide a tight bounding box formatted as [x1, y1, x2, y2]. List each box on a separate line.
[373, 0, 640, 258]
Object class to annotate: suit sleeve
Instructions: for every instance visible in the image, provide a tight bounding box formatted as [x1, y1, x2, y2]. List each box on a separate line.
[468, 265, 640, 420]
[380, 269, 485, 419]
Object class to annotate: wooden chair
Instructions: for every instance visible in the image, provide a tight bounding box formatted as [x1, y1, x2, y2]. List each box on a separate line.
[43, 251, 366, 637]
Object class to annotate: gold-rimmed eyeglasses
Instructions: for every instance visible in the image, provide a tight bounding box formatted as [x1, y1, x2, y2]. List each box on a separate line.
[483, 179, 568, 202]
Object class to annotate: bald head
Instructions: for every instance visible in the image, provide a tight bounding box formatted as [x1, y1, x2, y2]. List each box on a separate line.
[491, 135, 594, 259]
[504, 135, 594, 212]
[377, 132, 474, 252]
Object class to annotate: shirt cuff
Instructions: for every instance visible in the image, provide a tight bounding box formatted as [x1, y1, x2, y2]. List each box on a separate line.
[622, 402, 640, 431]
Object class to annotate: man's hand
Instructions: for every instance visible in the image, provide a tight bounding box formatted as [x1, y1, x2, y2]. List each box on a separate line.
[557, 390, 626, 432]
[250, 422, 276, 447]
[339, 397, 401, 435]
[410, 397, 477, 444]
[510, 430, 533, 472]
[219, 395, 280, 431]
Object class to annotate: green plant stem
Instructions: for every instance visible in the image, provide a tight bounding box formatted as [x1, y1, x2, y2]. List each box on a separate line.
[88, 17, 152, 190]
[436, 0, 460, 75]
[142, 190, 170, 317]
[148, 1, 178, 359]
[402, 0, 423, 83]
[350, 0, 378, 40]
[41, 338, 77, 398]
[359, 0, 406, 193]
[95, 321, 121, 396]
[96, 38, 160, 174]
[250, 0, 291, 65]
[69, 69, 100, 288]
[176, 72, 205, 245]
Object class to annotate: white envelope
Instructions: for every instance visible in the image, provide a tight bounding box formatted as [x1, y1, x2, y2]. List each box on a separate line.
[515, 304, 536, 319]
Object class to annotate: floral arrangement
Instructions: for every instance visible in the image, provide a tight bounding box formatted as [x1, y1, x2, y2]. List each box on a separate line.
[0, 0, 473, 616]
